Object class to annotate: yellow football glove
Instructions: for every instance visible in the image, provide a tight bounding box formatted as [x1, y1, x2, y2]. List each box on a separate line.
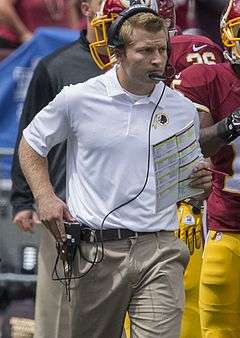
[176, 201, 202, 255]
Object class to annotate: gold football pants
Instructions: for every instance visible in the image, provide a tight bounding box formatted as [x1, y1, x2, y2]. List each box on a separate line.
[124, 313, 130, 338]
[200, 231, 240, 338]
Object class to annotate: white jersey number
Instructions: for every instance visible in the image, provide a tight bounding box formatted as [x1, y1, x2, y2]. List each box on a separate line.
[186, 52, 216, 65]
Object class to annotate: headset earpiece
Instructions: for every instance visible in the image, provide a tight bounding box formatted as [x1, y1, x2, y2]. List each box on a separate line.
[166, 32, 171, 58]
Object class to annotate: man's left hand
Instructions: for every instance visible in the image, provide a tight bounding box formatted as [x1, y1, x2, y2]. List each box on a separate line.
[189, 160, 212, 200]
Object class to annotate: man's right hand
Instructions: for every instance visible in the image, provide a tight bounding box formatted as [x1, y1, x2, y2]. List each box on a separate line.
[13, 209, 41, 232]
[36, 194, 75, 243]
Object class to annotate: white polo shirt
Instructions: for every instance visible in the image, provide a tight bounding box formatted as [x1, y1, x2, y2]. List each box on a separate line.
[23, 66, 199, 231]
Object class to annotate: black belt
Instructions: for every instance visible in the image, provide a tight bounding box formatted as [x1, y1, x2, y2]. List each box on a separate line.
[64, 222, 157, 243]
[80, 227, 156, 243]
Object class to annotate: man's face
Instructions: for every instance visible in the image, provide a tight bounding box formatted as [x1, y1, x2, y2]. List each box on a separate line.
[117, 27, 168, 94]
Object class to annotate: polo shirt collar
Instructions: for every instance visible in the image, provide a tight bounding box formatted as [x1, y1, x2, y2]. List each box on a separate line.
[104, 65, 125, 97]
[149, 81, 167, 105]
[104, 65, 166, 104]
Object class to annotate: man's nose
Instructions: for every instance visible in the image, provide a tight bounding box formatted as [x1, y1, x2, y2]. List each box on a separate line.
[151, 50, 165, 65]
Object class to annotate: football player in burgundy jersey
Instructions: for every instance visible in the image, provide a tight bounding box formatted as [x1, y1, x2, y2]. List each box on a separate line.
[89, 1, 223, 338]
[150, 2, 223, 338]
[173, 0, 240, 336]
[160, 4, 223, 338]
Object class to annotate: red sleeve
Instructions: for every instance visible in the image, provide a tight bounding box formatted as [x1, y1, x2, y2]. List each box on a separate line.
[172, 63, 216, 113]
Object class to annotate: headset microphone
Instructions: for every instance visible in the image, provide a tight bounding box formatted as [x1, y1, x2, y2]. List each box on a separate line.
[148, 74, 165, 83]
[149, 63, 176, 83]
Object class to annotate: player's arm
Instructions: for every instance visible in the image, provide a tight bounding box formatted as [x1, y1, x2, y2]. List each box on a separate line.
[172, 65, 240, 157]
[199, 107, 240, 157]
[198, 108, 224, 156]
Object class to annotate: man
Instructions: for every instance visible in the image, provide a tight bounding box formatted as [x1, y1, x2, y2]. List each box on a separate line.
[10, 1, 165, 337]
[18, 7, 211, 337]
[10, 0, 104, 337]
[173, 0, 240, 336]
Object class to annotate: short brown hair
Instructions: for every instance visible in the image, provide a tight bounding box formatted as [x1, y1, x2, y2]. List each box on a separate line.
[119, 12, 168, 47]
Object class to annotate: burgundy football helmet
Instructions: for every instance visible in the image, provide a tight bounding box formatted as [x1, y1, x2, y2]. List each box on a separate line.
[90, 0, 127, 70]
[221, 0, 240, 63]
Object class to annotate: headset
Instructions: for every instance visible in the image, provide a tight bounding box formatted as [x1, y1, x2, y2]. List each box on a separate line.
[107, 4, 171, 58]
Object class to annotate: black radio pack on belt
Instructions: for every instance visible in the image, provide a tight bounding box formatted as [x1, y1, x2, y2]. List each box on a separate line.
[64, 221, 82, 245]
[52, 222, 104, 300]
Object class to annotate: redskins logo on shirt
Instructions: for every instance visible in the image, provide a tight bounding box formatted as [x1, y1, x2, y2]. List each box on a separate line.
[152, 112, 169, 129]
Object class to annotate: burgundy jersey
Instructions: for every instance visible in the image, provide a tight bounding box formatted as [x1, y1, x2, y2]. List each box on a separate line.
[174, 62, 240, 232]
[170, 34, 224, 74]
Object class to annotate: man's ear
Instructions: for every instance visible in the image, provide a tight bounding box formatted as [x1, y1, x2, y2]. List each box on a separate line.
[113, 47, 125, 62]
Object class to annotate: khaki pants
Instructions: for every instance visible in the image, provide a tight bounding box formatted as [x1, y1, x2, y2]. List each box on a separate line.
[69, 231, 189, 338]
[34, 227, 131, 338]
[34, 226, 70, 338]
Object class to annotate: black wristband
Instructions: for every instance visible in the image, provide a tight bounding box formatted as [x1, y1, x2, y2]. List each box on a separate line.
[216, 118, 232, 142]
[217, 117, 239, 143]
